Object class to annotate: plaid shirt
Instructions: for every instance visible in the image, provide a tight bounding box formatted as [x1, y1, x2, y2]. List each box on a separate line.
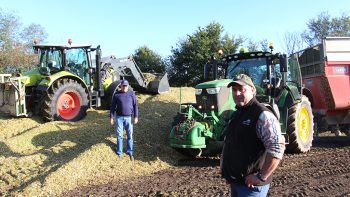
[256, 111, 285, 159]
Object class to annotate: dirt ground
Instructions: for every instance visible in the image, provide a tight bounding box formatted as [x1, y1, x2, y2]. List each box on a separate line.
[64, 133, 350, 197]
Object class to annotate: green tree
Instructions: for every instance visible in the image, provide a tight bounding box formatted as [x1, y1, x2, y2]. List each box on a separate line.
[168, 22, 244, 86]
[0, 8, 47, 72]
[133, 46, 166, 73]
[302, 12, 350, 46]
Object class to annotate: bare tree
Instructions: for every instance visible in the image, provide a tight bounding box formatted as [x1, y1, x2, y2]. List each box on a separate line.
[283, 31, 304, 55]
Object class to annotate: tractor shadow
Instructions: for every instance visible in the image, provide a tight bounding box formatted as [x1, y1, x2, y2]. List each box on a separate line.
[313, 134, 350, 148]
[176, 157, 220, 167]
[7, 93, 186, 193]
[0, 115, 45, 141]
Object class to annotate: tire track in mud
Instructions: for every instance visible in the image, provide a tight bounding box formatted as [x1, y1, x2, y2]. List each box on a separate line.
[64, 136, 350, 196]
[269, 137, 350, 197]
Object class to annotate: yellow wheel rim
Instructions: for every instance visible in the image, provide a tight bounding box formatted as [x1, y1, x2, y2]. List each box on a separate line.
[298, 107, 311, 143]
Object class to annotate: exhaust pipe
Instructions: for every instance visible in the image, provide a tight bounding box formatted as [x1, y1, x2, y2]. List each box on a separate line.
[95, 45, 104, 97]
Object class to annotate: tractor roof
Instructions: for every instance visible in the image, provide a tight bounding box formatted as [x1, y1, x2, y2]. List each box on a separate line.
[33, 44, 92, 50]
[223, 51, 275, 62]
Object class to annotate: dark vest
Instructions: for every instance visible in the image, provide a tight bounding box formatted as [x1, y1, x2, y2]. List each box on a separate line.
[221, 97, 272, 185]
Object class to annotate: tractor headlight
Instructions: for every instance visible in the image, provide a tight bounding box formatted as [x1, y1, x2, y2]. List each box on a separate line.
[206, 87, 221, 94]
[195, 89, 203, 95]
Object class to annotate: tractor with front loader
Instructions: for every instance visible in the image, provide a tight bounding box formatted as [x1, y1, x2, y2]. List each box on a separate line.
[0, 40, 170, 121]
[169, 46, 314, 156]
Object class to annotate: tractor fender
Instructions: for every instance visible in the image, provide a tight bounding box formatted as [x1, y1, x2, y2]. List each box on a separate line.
[302, 87, 314, 108]
[276, 88, 300, 134]
[37, 71, 89, 94]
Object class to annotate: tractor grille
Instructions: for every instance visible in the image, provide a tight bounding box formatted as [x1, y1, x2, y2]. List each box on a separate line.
[195, 93, 218, 113]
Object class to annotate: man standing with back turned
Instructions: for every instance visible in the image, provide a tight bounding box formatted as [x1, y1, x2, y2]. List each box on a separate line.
[110, 80, 138, 161]
[221, 74, 285, 197]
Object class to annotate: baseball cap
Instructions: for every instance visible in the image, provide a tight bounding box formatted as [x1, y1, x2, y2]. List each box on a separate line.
[227, 74, 255, 88]
[120, 80, 129, 86]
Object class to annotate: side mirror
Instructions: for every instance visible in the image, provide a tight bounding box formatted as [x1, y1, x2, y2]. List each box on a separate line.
[279, 54, 288, 72]
[33, 48, 39, 54]
[204, 62, 209, 80]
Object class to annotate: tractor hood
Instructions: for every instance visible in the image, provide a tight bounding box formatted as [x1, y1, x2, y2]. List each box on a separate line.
[20, 69, 45, 86]
[195, 79, 232, 89]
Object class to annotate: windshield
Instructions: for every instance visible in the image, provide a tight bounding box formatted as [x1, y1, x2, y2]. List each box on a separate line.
[227, 57, 268, 86]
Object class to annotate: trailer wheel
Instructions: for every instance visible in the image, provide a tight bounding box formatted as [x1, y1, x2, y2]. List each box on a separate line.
[286, 95, 314, 153]
[42, 79, 88, 121]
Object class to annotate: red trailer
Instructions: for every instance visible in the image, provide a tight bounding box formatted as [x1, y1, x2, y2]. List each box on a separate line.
[293, 37, 350, 135]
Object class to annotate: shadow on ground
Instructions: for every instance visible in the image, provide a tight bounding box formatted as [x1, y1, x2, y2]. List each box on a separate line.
[3, 95, 186, 194]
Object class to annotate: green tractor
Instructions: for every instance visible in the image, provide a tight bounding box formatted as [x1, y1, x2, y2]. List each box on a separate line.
[169, 47, 314, 156]
[0, 40, 170, 121]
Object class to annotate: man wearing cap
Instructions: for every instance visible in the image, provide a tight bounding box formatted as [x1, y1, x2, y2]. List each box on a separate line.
[220, 74, 285, 196]
[110, 80, 138, 161]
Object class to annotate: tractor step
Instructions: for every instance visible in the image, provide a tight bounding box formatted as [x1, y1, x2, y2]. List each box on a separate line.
[90, 90, 100, 108]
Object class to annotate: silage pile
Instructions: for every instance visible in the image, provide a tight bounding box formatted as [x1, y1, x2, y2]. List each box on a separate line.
[0, 87, 195, 196]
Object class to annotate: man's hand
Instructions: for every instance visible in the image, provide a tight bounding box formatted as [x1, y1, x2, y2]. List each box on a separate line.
[134, 117, 138, 124]
[244, 173, 263, 188]
[110, 118, 114, 125]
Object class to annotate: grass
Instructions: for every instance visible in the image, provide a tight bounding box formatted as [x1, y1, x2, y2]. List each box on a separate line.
[0, 87, 195, 196]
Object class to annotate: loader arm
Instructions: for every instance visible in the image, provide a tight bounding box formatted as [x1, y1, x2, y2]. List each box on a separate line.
[100, 56, 148, 88]
[100, 56, 170, 94]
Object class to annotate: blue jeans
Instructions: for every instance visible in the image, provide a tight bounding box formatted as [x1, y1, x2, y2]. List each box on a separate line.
[115, 116, 134, 156]
[230, 183, 270, 197]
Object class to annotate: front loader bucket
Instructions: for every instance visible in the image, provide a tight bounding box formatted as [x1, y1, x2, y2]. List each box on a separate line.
[146, 73, 170, 94]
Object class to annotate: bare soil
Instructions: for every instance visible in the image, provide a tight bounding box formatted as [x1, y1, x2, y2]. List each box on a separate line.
[64, 133, 350, 197]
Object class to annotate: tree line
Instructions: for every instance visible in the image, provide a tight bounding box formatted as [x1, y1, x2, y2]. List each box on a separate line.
[1, 8, 349, 86]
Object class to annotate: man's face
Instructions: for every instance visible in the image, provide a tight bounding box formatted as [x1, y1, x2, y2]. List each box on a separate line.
[231, 84, 255, 107]
[121, 85, 129, 92]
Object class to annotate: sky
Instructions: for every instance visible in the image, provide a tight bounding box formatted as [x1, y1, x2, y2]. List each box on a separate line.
[0, 0, 349, 58]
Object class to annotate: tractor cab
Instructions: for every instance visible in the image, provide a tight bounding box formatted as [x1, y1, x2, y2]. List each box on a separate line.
[34, 43, 93, 85]
[224, 52, 285, 104]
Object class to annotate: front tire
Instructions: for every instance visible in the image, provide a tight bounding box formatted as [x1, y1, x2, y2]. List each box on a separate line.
[42, 79, 89, 122]
[286, 95, 314, 153]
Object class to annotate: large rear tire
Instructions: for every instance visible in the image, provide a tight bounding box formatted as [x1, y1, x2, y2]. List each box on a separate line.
[42, 79, 89, 122]
[286, 95, 314, 153]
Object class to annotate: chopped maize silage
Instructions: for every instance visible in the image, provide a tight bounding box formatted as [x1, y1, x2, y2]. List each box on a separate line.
[0, 87, 195, 196]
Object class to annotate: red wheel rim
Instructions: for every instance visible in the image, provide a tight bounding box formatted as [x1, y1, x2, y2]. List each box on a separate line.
[57, 91, 81, 120]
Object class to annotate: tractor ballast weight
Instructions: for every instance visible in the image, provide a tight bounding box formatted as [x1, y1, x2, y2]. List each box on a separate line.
[170, 49, 314, 156]
[0, 41, 170, 121]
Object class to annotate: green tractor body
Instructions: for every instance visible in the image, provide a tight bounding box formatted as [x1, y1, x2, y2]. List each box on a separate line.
[170, 79, 235, 155]
[170, 50, 314, 156]
[0, 42, 170, 121]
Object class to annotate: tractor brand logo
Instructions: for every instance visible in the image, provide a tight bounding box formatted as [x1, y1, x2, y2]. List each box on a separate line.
[242, 119, 251, 125]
